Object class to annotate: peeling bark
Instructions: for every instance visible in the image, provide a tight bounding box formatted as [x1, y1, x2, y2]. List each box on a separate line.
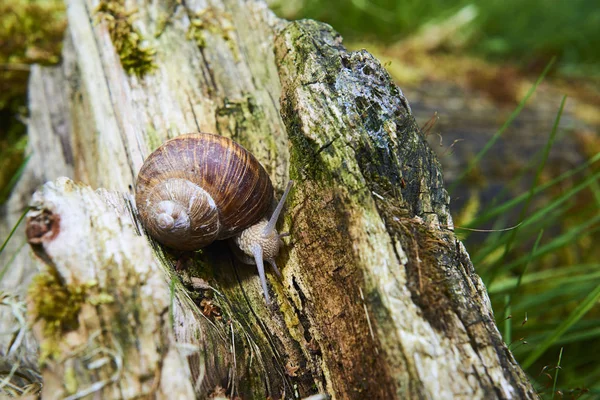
[0, 0, 537, 398]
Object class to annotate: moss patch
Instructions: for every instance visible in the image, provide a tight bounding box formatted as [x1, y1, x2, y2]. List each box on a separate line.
[95, 0, 156, 77]
[186, 8, 237, 59]
[28, 268, 93, 361]
[282, 97, 338, 186]
[144, 125, 163, 152]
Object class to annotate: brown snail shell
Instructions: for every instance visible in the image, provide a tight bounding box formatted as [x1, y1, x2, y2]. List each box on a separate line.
[135, 133, 274, 251]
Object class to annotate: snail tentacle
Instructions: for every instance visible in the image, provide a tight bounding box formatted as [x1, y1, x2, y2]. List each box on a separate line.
[266, 259, 282, 279]
[251, 243, 270, 304]
[263, 181, 294, 236]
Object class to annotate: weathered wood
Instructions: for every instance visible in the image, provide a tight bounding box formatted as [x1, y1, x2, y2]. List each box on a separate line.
[0, 0, 538, 398]
[276, 20, 534, 399]
[25, 178, 196, 399]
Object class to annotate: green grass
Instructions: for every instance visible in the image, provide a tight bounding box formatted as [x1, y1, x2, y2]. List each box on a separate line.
[451, 83, 600, 396]
[477, 93, 564, 286]
[502, 229, 543, 345]
[522, 285, 600, 371]
[464, 152, 600, 233]
[0, 136, 29, 205]
[472, 0, 600, 76]
[447, 59, 556, 194]
[1, 0, 65, 205]
[272, 0, 471, 42]
[0, 152, 31, 205]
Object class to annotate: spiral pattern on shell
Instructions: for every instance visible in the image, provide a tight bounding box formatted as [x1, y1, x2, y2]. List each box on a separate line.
[135, 133, 274, 250]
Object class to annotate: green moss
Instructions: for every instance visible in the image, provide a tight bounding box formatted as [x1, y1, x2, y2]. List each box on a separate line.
[285, 109, 335, 186]
[95, 0, 156, 77]
[278, 293, 305, 345]
[89, 292, 115, 305]
[144, 125, 162, 151]
[216, 96, 269, 145]
[186, 23, 206, 49]
[28, 269, 94, 361]
[186, 8, 238, 59]
[180, 251, 208, 278]
[64, 365, 78, 394]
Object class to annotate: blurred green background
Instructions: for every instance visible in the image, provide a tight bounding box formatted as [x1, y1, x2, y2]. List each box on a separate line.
[0, 0, 65, 204]
[272, 0, 600, 78]
[1, 0, 600, 398]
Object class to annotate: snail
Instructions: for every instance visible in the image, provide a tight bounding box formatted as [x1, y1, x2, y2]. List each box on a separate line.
[135, 133, 293, 303]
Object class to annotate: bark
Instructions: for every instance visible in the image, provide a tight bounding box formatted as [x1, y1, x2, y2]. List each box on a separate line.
[0, 0, 537, 398]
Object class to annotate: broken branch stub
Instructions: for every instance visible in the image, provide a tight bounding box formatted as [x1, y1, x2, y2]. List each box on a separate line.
[24, 178, 200, 399]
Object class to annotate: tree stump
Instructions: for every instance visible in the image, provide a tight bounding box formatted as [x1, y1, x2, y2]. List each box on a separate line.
[0, 0, 537, 398]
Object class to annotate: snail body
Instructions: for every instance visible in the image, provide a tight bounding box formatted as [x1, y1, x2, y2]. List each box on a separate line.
[135, 133, 292, 303]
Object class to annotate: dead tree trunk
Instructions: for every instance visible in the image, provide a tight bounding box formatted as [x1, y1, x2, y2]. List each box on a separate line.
[0, 0, 537, 398]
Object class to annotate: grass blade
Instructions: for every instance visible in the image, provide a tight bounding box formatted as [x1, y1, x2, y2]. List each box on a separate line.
[503, 294, 512, 345]
[448, 57, 555, 194]
[466, 151, 600, 229]
[551, 347, 563, 399]
[546, 326, 600, 346]
[522, 281, 600, 369]
[499, 213, 600, 275]
[475, 204, 568, 271]
[0, 153, 31, 205]
[503, 230, 543, 344]
[0, 208, 29, 256]
[473, 170, 600, 267]
[512, 280, 597, 313]
[485, 96, 566, 285]
[489, 264, 600, 294]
